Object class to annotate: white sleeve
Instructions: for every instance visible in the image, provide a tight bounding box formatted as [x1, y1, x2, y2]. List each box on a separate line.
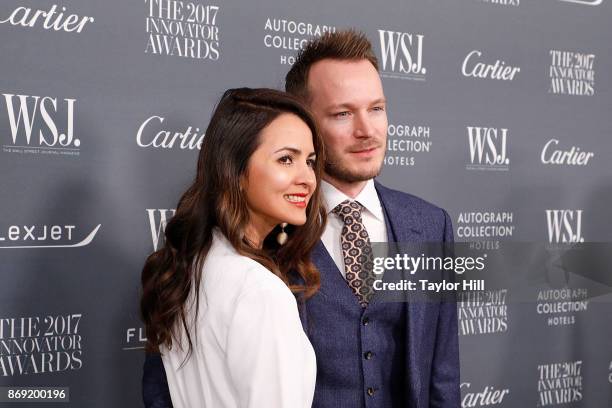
[225, 276, 315, 408]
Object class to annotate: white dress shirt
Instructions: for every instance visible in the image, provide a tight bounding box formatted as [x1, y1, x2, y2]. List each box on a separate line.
[161, 229, 316, 408]
[320, 179, 388, 277]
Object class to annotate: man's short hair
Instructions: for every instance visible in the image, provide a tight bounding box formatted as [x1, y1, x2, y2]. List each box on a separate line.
[285, 29, 379, 100]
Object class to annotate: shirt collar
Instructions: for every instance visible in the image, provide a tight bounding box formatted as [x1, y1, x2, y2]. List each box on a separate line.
[321, 179, 385, 222]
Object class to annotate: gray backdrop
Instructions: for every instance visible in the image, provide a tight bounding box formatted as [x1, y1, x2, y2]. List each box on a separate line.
[1, 0, 611, 406]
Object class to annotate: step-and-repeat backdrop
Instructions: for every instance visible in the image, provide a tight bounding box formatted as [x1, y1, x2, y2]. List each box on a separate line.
[1, 0, 611, 406]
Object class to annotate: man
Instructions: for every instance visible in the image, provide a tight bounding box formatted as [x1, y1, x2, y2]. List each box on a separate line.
[144, 29, 459, 408]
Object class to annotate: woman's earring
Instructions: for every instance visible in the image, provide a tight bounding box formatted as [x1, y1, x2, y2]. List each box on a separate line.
[277, 223, 288, 245]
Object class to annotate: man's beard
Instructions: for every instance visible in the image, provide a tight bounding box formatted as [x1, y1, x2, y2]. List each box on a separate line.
[324, 152, 383, 183]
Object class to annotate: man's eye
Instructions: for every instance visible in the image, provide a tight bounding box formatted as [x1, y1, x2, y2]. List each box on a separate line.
[372, 106, 385, 112]
[334, 111, 350, 118]
[279, 155, 293, 165]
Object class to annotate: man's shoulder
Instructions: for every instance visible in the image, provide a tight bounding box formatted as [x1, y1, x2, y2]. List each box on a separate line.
[374, 180, 453, 241]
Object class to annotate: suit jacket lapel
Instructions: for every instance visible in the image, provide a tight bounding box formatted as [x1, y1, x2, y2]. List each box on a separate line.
[375, 181, 430, 402]
[375, 181, 423, 243]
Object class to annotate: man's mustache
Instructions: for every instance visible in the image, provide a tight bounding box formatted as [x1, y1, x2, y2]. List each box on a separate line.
[346, 141, 382, 153]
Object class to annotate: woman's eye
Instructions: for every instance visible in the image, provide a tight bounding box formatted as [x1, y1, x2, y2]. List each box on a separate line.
[306, 159, 316, 168]
[278, 155, 293, 165]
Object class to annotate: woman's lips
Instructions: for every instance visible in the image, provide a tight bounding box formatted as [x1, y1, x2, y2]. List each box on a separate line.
[284, 193, 308, 208]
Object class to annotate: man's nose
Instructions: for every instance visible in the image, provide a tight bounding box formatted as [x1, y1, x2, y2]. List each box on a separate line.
[353, 111, 375, 138]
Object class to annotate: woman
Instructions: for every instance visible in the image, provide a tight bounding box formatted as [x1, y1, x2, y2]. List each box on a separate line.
[141, 88, 326, 408]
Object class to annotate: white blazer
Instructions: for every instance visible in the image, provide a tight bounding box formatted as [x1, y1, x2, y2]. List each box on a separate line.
[161, 229, 316, 408]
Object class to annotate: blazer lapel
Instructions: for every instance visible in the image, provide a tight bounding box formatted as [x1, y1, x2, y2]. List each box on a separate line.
[375, 181, 431, 406]
[375, 181, 423, 243]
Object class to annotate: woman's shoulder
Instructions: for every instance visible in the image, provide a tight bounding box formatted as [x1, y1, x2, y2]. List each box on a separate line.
[203, 230, 291, 297]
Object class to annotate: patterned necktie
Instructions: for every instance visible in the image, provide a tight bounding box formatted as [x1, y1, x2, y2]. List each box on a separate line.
[332, 200, 375, 307]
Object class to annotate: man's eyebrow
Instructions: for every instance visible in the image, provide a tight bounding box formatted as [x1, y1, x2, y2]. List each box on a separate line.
[371, 98, 387, 105]
[327, 103, 354, 110]
[327, 98, 386, 110]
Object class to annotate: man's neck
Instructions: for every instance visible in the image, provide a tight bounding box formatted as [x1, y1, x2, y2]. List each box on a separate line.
[323, 175, 370, 199]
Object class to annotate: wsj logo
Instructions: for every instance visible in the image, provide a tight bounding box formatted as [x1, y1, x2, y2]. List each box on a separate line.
[466, 126, 509, 171]
[546, 210, 584, 243]
[147, 209, 176, 251]
[2, 93, 79, 156]
[378, 30, 426, 80]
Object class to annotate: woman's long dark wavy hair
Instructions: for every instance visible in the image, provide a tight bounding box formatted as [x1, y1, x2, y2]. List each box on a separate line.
[141, 88, 326, 354]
